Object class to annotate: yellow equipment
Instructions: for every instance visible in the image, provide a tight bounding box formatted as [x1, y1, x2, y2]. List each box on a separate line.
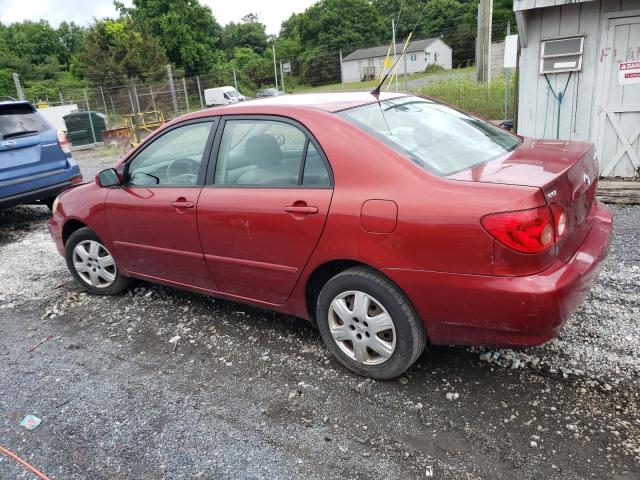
[123, 110, 165, 146]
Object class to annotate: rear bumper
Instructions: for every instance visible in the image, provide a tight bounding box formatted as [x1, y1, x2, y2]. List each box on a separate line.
[0, 180, 73, 208]
[0, 161, 81, 208]
[383, 202, 613, 348]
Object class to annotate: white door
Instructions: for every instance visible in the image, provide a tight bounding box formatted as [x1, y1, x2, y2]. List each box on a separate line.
[595, 15, 640, 177]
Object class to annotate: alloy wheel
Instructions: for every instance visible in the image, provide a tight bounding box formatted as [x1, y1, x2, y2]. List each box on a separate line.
[72, 240, 117, 288]
[327, 290, 396, 365]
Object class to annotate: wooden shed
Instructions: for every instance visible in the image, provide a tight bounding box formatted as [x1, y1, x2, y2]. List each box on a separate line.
[514, 0, 640, 177]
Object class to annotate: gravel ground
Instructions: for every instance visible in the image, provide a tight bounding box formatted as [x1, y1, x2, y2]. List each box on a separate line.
[0, 149, 638, 479]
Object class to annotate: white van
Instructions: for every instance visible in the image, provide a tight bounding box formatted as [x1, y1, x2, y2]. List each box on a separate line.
[204, 86, 240, 107]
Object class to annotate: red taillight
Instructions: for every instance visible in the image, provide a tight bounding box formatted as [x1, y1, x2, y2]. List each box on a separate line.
[481, 206, 556, 254]
[57, 130, 71, 154]
[69, 174, 83, 184]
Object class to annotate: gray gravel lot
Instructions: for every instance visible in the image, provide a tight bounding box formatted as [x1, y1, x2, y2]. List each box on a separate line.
[0, 149, 638, 479]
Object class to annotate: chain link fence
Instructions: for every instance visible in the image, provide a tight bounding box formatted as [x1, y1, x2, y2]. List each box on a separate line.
[21, 21, 517, 148]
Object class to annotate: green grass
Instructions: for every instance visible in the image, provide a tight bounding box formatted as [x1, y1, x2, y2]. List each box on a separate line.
[287, 67, 515, 120]
[421, 75, 516, 120]
[289, 68, 459, 94]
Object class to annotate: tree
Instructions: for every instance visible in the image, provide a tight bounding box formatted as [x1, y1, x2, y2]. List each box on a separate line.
[73, 18, 169, 86]
[280, 0, 385, 53]
[222, 13, 268, 55]
[117, 0, 223, 74]
[57, 22, 86, 66]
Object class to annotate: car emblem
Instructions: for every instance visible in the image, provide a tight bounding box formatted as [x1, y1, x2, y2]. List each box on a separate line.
[1, 140, 17, 148]
[583, 173, 591, 186]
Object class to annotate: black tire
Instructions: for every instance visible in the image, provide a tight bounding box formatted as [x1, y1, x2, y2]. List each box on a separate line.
[44, 197, 56, 212]
[316, 266, 426, 380]
[65, 227, 131, 295]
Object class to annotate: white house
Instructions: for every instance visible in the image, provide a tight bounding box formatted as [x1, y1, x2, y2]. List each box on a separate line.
[341, 38, 453, 84]
[514, 0, 640, 177]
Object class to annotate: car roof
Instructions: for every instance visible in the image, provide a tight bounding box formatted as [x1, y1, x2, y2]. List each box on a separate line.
[0, 100, 34, 109]
[191, 91, 409, 117]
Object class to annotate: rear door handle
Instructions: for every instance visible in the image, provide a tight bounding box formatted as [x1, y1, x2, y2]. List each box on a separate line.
[285, 205, 318, 214]
[170, 200, 194, 209]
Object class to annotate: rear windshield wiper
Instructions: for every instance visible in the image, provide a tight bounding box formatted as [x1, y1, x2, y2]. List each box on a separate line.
[2, 130, 39, 139]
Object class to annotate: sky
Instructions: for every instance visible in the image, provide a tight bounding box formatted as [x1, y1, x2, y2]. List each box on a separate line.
[0, 0, 316, 35]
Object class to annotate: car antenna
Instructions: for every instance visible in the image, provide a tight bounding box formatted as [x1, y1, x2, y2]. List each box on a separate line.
[370, 37, 413, 96]
[370, 4, 427, 96]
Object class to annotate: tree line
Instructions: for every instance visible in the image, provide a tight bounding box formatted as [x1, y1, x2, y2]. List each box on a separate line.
[0, 0, 514, 100]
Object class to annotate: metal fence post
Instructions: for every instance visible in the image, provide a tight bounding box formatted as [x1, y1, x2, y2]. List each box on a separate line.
[182, 77, 190, 112]
[13, 73, 25, 100]
[149, 86, 157, 112]
[403, 52, 408, 92]
[196, 75, 204, 109]
[232, 68, 238, 94]
[100, 86, 108, 117]
[280, 61, 285, 94]
[132, 82, 141, 113]
[504, 22, 511, 121]
[83, 88, 97, 144]
[128, 87, 136, 113]
[167, 64, 180, 116]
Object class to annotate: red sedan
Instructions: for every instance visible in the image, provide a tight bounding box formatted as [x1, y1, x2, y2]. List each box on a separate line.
[48, 92, 612, 379]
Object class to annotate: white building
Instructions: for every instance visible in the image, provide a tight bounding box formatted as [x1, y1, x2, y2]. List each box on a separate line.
[514, 0, 640, 177]
[340, 38, 452, 84]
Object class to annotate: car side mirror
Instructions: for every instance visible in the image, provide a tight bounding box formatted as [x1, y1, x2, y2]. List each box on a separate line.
[96, 168, 121, 187]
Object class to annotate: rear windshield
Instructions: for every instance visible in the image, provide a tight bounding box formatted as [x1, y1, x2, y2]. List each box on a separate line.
[0, 104, 49, 139]
[337, 96, 521, 176]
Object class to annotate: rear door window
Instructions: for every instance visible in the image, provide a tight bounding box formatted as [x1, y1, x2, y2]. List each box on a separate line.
[0, 104, 50, 139]
[213, 118, 332, 187]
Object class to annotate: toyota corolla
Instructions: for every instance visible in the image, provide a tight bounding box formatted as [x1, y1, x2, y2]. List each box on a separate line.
[48, 92, 612, 379]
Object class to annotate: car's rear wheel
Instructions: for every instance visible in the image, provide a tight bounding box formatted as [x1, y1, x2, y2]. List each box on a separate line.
[316, 266, 426, 379]
[65, 227, 130, 295]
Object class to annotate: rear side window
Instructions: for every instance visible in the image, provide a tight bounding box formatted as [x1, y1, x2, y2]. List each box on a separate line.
[214, 119, 331, 187]
[0, 104, 50, 139]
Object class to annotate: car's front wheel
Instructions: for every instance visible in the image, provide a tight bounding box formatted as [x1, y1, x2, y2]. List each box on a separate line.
[65, 227, 130, 295]
[316, 267, 426, 379]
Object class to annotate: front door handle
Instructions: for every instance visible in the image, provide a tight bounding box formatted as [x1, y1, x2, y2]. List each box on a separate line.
[285, 205, 318, 214]
[170, 199, 194, 209]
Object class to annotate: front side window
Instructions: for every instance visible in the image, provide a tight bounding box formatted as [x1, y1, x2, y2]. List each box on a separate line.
[126, 121, 212, 187]
[337, 96, 521, 176]
[215, 119, 330, 187]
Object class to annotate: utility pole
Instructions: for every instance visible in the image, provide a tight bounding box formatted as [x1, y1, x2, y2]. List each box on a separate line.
[182, 77, 190, 112]
[280, 61, 285, 94]
[272, 44, 279, 91]
[59, 92, 65, 105]
[13, 73, 25, 100]
[196, 75, 204, 109]
[392, 18, 398, 90]
[477, 0, 493, 84]
[167, 64, 180, 116]
[339, 49, 344, 85]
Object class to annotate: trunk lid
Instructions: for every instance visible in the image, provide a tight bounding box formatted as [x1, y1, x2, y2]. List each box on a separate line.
[449, 138, 599, 261]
